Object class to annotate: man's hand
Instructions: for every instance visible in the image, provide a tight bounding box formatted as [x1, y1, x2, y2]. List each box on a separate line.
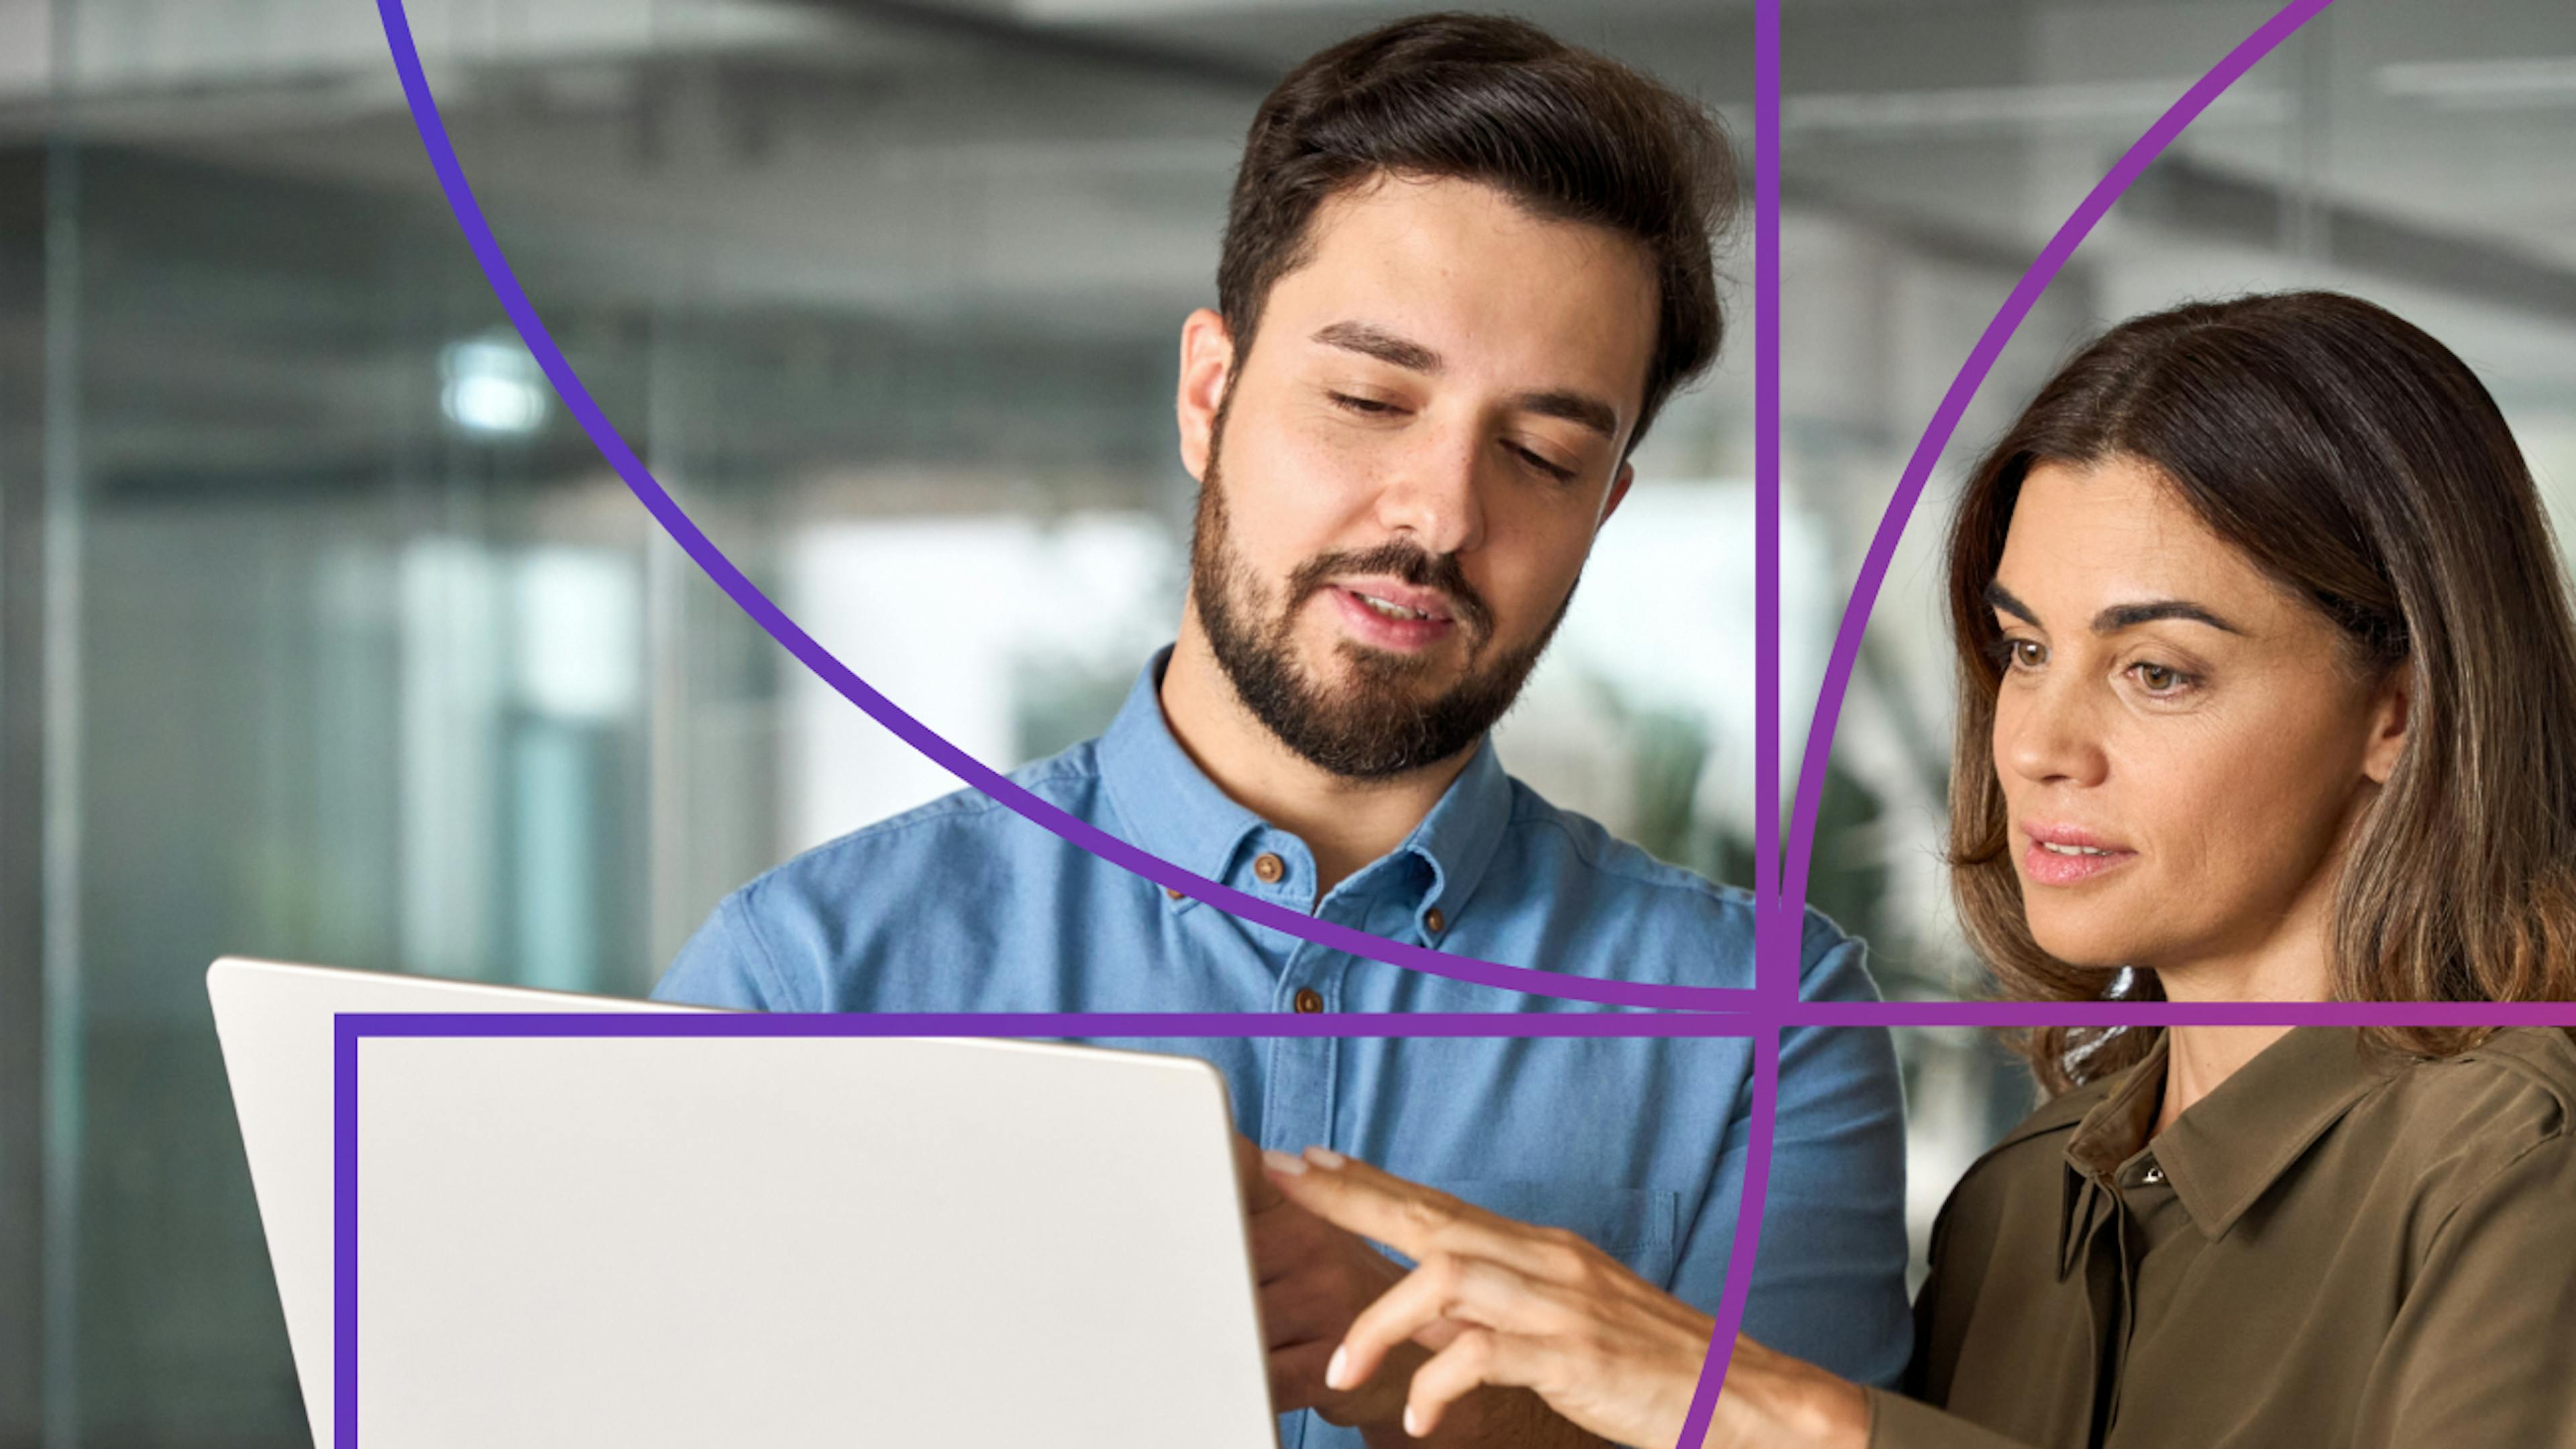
[1234, 1134, 1439, 1430]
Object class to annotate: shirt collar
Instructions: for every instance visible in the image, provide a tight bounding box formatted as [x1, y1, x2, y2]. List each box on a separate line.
[1095, 647, 1271, 888]
[2061, 1027, 2391, 1249]
[2151, 1027, 2391, 1240]
[1094, 646, 1515, 934]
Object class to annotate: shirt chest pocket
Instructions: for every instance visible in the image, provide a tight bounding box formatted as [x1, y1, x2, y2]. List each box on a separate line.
[1430, 1179, 1684, 1291]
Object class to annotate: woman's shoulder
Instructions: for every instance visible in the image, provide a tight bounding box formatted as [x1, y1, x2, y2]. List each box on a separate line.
[1922, 1067, 2127, 1250]
[2348, 1027, 2576, 1189]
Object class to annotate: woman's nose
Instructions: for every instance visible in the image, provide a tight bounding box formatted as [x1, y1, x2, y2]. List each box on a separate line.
[2000, 675, 2110, 789]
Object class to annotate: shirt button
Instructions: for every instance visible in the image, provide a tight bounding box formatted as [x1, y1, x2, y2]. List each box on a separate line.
[1293, 988, 1324, 1014]
[1253, 852, 1286, 884]
[1424, 907, 1446, 934]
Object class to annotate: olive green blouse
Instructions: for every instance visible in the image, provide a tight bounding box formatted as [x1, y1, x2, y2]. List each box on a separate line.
[1865, 1026, 2576, 1449]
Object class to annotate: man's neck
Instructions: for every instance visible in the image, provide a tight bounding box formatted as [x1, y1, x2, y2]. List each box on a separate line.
[1159, 626, 1474, 900]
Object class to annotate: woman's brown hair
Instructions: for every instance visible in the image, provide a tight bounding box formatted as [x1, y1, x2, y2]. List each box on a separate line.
[1945, 291, 2576, 1093]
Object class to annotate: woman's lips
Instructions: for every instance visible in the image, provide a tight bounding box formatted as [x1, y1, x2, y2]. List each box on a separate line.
[2019, 826, 2138, 887]
[1329, 585, 1457, 652]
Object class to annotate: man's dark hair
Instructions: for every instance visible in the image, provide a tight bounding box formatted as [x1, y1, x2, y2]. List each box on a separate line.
[1217, 11, 1735, 455]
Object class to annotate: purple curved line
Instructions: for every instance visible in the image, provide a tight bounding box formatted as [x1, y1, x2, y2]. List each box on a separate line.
[1782, 0, 2341, 928]
[368, 0, 1760, 1014]
[1673, 1025, 1779, 1448]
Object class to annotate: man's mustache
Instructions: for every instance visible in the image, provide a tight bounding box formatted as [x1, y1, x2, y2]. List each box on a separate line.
[1285, 543, 1495, 638]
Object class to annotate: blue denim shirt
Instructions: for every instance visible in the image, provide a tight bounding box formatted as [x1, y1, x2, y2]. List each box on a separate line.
[655, 648, 1912, 1446]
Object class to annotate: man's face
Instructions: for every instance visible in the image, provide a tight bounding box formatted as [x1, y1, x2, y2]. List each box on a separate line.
[1178, 172, 1658, 780]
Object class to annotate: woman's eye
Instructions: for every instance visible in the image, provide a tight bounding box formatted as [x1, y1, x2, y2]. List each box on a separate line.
[2002, 639, 2045, 670]
[2129, 661, 2194, 694]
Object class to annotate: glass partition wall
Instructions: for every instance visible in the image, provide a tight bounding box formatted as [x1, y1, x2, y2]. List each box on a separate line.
[7, 0, 2575, 1442]
[3, 3, 1766, 1441]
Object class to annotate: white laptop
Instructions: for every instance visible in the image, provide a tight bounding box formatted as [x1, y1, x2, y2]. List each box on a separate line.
[207, 957, 1278, 1448]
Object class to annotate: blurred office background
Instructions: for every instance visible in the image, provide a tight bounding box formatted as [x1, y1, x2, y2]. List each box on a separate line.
[5, 0, 2576, 1442]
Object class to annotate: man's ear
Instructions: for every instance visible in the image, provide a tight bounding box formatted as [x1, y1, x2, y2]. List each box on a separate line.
[1598, 460, 1637, 530]
[1176, 308, 1235, 483]
[2362, 663, 2410, 785]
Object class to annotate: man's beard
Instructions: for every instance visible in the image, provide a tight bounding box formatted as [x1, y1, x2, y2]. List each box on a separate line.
[1187, 401, 1577, 782]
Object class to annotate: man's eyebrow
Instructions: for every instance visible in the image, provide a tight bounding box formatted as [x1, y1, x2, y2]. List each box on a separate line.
[1312, 321, 1441, 374]
[2093, 599, 2243, 635]
[1512, 388, 1619, 441]
[1984, 582, 2040, 627]
[1311, 322, 1621, 441]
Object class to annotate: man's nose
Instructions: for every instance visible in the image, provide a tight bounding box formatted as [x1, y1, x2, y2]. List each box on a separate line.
[1370, 417, 1488, 559]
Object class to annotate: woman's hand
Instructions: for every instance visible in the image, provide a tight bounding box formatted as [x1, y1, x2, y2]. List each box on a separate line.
[1259, 1146, 1873, 1449]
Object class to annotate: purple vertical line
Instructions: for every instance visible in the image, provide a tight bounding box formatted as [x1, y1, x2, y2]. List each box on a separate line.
[1755, 0, 1786, 1004]
[1673, 1026, 1781, 1448]
[334, 1015, 358, 1449]
[1778, 0, 2341, 922]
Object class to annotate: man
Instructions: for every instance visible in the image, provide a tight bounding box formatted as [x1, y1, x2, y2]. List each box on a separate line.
[655, 14, 1909, 1448]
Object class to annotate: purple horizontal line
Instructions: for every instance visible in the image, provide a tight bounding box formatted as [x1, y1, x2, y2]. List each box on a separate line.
[1803, 1000, 2576, 1028]
[338, 1000, 2576, 1040]
[339, 1011, 1757, 1039]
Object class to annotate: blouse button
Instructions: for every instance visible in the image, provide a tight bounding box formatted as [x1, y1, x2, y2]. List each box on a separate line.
[1293, 988, 1325, 1014]
[2141, 1162, 2166, 1185]
[1253, 852, 1286, 884]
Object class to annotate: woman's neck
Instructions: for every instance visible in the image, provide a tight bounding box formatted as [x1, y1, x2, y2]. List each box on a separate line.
[2155, 1025, 2291, 1134]
[2149, 898, 2334, 1134]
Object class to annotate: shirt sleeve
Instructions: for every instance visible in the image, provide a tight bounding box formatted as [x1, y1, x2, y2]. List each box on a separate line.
[2353, 1134, 2576, 1448]
[1864, 1389, 2041, 1449]
[1688, 910, 1915, 1388]
[651, 892, 795, 1011]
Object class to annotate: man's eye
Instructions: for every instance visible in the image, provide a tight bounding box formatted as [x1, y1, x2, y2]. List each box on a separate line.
[1328, 392, 1399, 416]
[1512, 445, 1577, 483]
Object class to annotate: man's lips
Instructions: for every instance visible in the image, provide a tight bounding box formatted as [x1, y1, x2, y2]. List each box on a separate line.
[1339, 577, 1463, 652]
[2018, 822, 2137, 887]
[1332, 576, 1455, 623]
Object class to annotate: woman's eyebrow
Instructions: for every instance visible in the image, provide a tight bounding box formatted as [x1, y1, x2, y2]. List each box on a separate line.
[1986, 582, 2243, 636]
[2092, 599, 2244, 635]
[1984, 581, 2041, 627]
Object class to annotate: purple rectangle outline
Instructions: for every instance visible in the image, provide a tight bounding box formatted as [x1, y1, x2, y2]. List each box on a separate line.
[329, 1009, 1765, 1448]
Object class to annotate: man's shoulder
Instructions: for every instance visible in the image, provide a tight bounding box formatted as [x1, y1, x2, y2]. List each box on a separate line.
[656, 740, 1118, 1010]
[738, 741, 1110, 908]
[1495, 775, 1864, 976]
[1498, 777, 1750, 913]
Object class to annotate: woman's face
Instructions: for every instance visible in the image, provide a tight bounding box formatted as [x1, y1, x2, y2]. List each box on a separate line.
[1986, 456, 2406, 994]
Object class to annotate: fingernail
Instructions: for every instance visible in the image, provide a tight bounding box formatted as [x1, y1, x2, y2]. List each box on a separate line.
[1403, 1404, 1424, 1438]
[1324, 1344, 1350, 1389]
[1305, 1146, 1347, 1169]
[1262, 1148, 1307, 1177]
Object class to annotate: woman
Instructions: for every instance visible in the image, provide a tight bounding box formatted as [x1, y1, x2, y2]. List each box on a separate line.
[1263, 291, 2576, 1447]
